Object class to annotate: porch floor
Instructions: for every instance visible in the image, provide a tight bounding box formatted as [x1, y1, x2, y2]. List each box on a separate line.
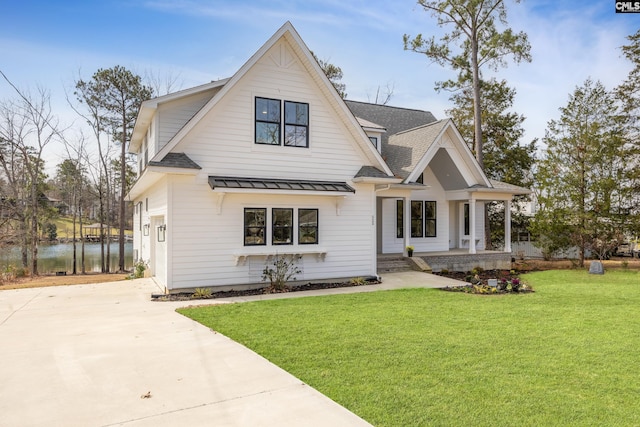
[378, 250, 512, 272]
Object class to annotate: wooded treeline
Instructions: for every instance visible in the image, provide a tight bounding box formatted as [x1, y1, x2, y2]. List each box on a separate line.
[0, 67, 153, 276]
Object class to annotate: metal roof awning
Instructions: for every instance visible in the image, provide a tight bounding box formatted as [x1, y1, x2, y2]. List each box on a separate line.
[208, 176, 356, 195]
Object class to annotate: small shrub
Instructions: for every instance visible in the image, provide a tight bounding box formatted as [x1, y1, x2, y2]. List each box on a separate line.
[128, 259, 148, 279]
[262, 254, 301, 291]
[192, 288, 212, 299]
[350, 277, 366, 286]
[440, 269, 449, 275]
[622, 260, 629, 269]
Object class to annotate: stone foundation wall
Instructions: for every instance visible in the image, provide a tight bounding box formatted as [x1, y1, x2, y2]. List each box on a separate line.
[421, 252, 512, 272]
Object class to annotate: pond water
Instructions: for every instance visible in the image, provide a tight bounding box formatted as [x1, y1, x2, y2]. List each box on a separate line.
[0, 242, 134, 274]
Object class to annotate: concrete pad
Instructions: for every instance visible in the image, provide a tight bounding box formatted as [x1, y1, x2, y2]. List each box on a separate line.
[0, 279, 372, 426]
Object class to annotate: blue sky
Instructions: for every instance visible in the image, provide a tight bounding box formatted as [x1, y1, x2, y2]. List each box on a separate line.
[1, 0, 638, 169]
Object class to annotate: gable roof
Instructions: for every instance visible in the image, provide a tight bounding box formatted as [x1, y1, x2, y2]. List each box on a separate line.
[129, 79, 229, 153]
[148, 153, 201, 169]
[345, 100, 437, 146]
[148, 21, 394, 177]
[385, 120, 449, 180]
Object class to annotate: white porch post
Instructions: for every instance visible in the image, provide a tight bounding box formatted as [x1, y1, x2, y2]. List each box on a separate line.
[504, 200, 512, 254]
[469, 198, 476, 254]
[403, 196, 411, 256]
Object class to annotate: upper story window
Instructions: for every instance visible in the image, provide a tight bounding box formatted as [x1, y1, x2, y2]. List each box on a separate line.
[255, 98, 281, 145]
[255, 97, 309, 147]
[284, 101, 309, 147]
[368, 136, 378, 147]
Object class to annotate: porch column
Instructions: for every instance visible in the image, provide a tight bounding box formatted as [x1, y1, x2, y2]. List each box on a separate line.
[469, 198, 476, 254]
[504, 200, 512, 254]
[403, 196, 411, 256]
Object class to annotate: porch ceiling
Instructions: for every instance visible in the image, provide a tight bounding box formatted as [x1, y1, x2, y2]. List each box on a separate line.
[429, 148, 468, 190]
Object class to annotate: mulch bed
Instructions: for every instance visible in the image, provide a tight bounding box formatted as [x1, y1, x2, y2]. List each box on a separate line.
[435, 269, 534, 294]
[152, 276, 380, 301]
[154, 269, 536, 301]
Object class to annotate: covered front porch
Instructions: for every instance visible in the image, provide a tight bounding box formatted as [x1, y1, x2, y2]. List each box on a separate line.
[377, 250, 512, 274]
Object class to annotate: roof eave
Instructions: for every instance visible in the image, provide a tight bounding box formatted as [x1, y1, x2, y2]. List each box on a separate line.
[352, 177, 403, 184]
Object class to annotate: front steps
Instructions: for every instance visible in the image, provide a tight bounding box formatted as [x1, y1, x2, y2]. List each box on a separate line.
[377, 255, 413, 273]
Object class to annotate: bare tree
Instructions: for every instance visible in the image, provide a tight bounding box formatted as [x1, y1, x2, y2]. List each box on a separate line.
[0, 72, 61, 275]
[143, 69, 184, 96]
[367, 81, 395, 105]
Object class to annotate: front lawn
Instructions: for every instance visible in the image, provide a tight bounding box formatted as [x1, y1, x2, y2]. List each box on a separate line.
[179, 270, 640, 426]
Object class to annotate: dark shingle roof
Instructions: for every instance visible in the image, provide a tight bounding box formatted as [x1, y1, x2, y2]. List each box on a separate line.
[354, 166, 392, 179]
[208, 176, 355, 193]
[344, 100, 437, 144]
[385, 120, 449, 179]
[149, 153, 201, 169]
[345, 100, 439, 179]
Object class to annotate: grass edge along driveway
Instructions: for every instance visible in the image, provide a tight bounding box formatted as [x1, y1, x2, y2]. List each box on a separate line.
[179, 270, 640, 427]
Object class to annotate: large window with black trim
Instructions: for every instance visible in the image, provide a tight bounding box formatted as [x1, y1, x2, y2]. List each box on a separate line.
[397, 200, 437, 239]
[244, 208, 266, 246]
[255, 97, 309, 147]
[244, 207, 318, 246]
[425, 201, 436, 237]
[298, 209, 318, 244]
[272, 208, 293, 245]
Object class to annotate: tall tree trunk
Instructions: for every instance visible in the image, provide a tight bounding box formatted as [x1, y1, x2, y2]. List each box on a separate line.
[99, 193, 105, 273]
[470, 34, 484, 169]
[118, 110, 126, 272]
[72, 199, 77, 275]
[79, 205, 86, 274]
[19, 213, 28, 269]
[30, 184, 38, 276]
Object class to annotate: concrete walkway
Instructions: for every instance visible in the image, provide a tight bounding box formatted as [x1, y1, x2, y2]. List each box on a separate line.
[0, 271, 462, 426]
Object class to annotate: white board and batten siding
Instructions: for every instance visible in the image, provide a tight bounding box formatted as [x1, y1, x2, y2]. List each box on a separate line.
[133, 177, 169, 281]
[152, 39, 380, 290]
[167, 176, 376, 289]
[156, 89, 218, 154]
[180, 39, 368, 183]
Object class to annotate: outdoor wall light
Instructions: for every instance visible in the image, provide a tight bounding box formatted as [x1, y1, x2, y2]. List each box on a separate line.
[143, 224, 150, 236]
[157, 224, 166, 242]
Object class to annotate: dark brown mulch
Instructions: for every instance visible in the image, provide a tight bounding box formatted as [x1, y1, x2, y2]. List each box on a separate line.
[152, 276, 380, 301]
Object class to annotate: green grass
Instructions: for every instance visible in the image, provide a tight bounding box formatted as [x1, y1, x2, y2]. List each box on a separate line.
[179, 270, 640, 426]
[51, 216, 132, 239]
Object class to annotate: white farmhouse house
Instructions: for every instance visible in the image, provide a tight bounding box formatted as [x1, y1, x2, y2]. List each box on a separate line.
[127, 22, 529, 292]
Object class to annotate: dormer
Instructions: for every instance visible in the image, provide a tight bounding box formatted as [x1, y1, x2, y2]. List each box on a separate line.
[356, 117, 386, 153]
[129, 79, 229, 176]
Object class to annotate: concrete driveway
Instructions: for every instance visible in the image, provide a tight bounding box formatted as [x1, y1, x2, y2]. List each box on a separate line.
[0, 279, 375, 426]
[0, 272, 461, 426]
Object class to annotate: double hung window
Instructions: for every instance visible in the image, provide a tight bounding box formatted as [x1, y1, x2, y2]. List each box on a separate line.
[298, 209, 318, 244]
[284, 101, 309, 147]
[411, 201, 423, 238]
[255, 98, 281, 145]
[272, 208, 293, 245]
[244, 208, 266, 246]
[396, 200, 403, 238]
[425, 201, 437, 237]
[255, 97, 308, 147]
[243, 207, 318, 246]
[397, 200, 437, 239]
